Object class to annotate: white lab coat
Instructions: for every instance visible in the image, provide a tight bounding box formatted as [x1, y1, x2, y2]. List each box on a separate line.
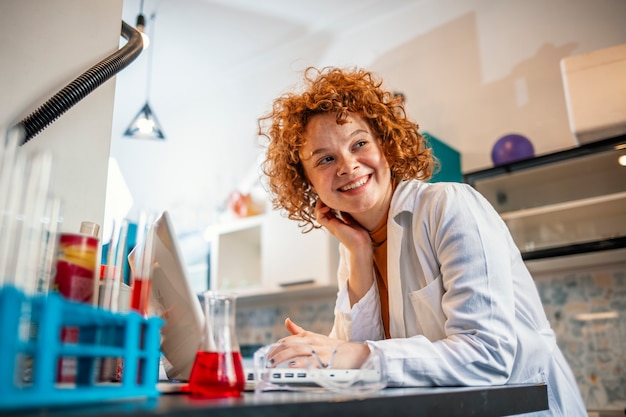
[329, 180, 586, 416]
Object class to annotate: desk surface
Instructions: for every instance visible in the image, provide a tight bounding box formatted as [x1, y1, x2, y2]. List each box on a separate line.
[3, 384, 548, 417]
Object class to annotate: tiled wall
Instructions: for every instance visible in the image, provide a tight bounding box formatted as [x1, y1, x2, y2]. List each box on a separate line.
[536, 265, 626, 411]
[237, 264, 626, 410]
[237, 295, 335, 347]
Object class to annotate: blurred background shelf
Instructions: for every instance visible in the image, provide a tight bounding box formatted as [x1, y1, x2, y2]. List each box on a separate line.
[465, 134, 626, 260]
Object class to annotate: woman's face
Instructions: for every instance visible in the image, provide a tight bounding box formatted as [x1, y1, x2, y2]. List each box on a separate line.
[299, 112, 393, 231]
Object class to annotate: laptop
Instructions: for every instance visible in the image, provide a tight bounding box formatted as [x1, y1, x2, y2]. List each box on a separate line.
[148, 211, 258, 392]
[147, 211, 383, 394]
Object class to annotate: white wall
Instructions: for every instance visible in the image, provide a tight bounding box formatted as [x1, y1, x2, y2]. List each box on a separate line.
[1, 1, 624, 238]
[110, 0, 626, 236]
[363, 0, 626, 171]
[0, 0, 123, 233]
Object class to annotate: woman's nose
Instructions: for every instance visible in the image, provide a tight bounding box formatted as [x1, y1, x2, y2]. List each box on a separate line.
[337, 154, 358, 176]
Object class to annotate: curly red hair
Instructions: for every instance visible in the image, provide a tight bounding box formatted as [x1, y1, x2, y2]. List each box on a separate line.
[258, 67, 435, 231]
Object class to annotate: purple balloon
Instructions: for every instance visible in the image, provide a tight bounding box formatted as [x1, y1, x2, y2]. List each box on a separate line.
[491, 134, 535, 165]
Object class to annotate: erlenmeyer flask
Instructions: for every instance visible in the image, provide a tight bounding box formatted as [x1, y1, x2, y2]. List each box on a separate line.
[187, 291, 245, 398]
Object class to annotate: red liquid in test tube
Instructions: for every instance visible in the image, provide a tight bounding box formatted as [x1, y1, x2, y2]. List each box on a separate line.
[130, 277, 151, 315]
[130, 211, 155, 316]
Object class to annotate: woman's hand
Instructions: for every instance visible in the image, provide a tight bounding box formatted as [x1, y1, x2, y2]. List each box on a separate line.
[315, 199, 374, 306]
[314, 199, 371, 252]
[266, 318, 371, 370]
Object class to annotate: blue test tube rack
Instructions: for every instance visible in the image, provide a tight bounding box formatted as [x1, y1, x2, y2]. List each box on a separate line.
[0, 285, 163, 410]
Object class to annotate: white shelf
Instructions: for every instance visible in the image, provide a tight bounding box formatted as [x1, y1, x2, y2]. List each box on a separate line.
[237, 283, 337, 307]
[504, 192, 626, 252]
[500, 191, 626, 221]
[466, 137, 626, 258]
[206, 217, 263, 292]
[205, 209, 339, 296]
[473, 147, 626, 214]
[204, 214, 265, 237]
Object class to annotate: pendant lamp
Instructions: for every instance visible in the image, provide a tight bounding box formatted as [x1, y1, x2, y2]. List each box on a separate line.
[124, 102, 165, 139]
[124, 2, 165, 140]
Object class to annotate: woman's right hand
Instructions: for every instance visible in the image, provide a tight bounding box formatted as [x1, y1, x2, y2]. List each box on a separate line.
[315, 199, 374, 306]
[314, 199, 371, 252]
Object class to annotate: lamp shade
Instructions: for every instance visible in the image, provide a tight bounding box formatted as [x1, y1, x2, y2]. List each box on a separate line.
[123, 102, 165, 139]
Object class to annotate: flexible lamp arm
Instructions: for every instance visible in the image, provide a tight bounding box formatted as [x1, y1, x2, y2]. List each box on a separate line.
[15, 20, 144, 146]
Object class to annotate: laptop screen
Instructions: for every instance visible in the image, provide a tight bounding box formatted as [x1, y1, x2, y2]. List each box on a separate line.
[149, 211, 204, 381]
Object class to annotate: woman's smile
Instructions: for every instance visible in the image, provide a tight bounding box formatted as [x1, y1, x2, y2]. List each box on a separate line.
[338, 175, 370, 192]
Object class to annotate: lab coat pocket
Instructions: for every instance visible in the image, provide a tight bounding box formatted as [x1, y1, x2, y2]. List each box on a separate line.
[408, 275, 446, 341]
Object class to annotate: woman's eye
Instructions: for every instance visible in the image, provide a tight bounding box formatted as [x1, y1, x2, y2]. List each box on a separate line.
[354, 140, 367, 150]
[317, 156, 334, 166]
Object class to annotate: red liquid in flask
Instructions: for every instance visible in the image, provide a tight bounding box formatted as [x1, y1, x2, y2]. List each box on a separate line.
[187, 351, 245, 398]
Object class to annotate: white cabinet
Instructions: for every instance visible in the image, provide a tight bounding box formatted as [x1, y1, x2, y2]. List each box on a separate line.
[206, 215, 264, 292]
[205, 209, 339, 296]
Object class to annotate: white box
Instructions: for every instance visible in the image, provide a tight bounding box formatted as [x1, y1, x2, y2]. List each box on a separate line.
[561, 43, 626, 144]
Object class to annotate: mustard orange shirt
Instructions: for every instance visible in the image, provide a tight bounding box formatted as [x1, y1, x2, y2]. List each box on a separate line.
[370, 208, 390, 339]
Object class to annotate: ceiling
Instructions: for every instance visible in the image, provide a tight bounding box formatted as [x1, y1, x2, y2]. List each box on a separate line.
[111, 0, 626, 230]
[121, 0, 423, 73]
[195, 0, 418, 32]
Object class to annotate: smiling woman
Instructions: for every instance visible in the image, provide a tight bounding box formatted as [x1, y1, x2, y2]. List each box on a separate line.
[257, 66, 588, 416]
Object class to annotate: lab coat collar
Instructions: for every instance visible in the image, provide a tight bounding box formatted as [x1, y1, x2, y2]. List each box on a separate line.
[386, 180, 423, 338]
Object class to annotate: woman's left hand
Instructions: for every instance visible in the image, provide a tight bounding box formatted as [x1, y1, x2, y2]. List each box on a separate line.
[266, 318, 371, 369]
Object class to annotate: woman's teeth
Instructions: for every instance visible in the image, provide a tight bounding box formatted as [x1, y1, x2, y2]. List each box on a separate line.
[340, 177, 368, 191]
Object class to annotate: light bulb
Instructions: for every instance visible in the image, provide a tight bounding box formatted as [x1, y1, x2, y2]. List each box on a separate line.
[137, 117, 155, 134]
[618, 154, 626, 167]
